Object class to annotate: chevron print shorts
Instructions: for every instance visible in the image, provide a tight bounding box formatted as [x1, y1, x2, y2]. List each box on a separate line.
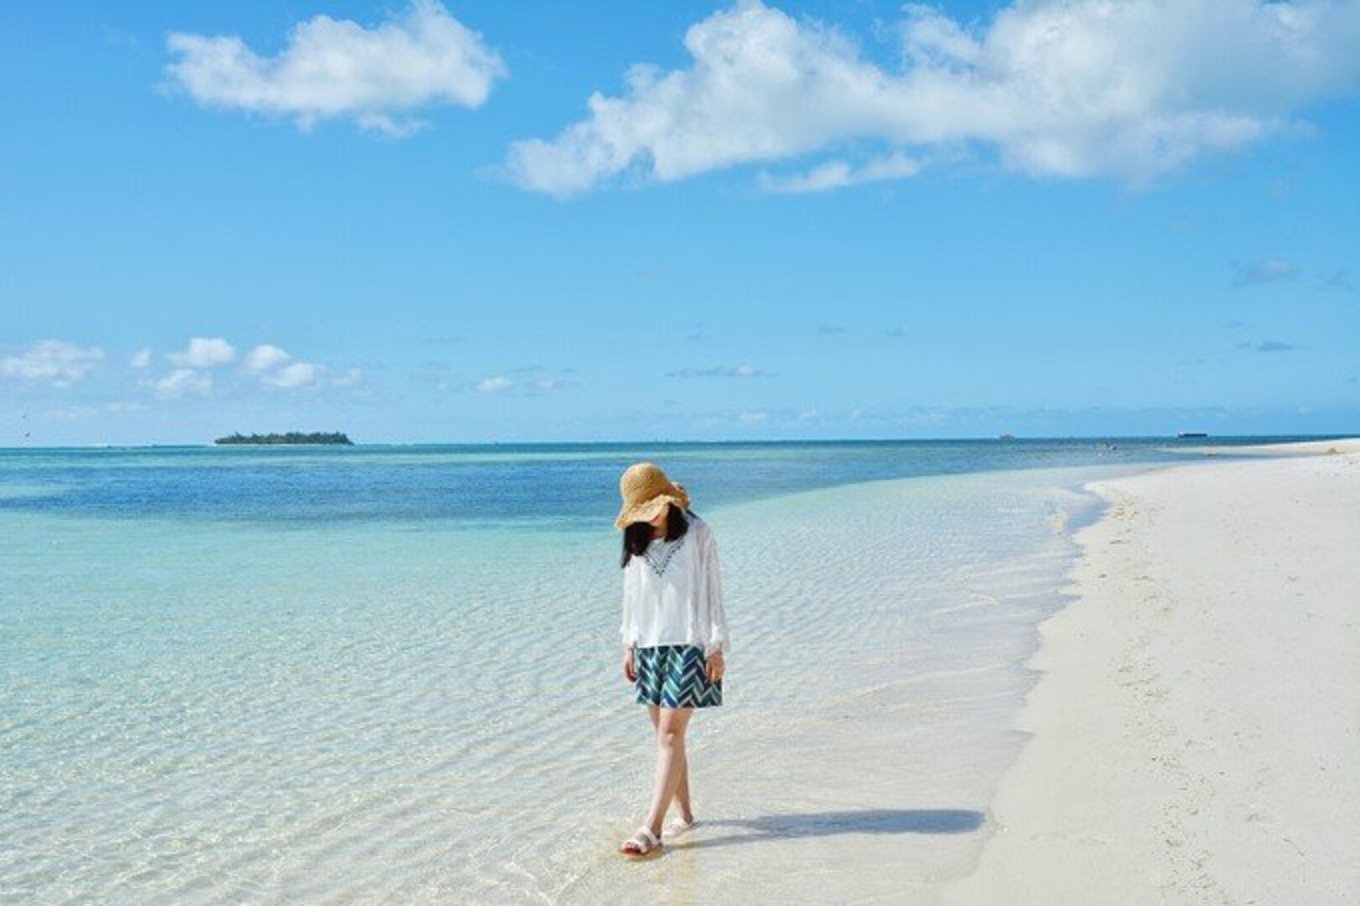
[634, 644, 723, 709]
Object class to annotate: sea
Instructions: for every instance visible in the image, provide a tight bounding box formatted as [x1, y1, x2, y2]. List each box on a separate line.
[0, 437, 1321, 902]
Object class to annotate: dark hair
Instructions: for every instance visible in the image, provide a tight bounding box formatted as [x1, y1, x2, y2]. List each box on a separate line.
[620, 504, 691, 568]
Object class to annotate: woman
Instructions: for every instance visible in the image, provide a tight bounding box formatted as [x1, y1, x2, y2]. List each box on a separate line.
[614, 461, 729, 860]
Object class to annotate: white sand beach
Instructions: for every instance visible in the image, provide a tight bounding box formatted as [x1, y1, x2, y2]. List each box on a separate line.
[940, 438, 1360, 904]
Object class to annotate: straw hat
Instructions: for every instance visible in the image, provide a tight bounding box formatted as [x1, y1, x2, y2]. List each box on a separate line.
[614, 462, 691, 530]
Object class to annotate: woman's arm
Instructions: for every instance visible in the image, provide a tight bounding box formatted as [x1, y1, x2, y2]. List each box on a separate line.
[621, 564, 638, 681]
[620, 562, 637, 650]
[701, 525, 730, 658]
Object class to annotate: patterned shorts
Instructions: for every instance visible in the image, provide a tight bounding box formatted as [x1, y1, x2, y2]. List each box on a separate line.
[634, 644, 723, 709]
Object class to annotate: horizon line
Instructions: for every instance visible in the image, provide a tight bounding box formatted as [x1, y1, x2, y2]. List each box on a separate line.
[2, 432, 1357, 452]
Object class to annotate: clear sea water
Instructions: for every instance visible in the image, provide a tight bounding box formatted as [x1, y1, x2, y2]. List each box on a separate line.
[0, 437, 1323, 902]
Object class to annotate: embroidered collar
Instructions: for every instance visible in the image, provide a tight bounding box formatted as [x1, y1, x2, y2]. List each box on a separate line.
[641, 534, 686, 577]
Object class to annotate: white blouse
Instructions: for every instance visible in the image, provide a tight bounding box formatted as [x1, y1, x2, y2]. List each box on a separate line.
[620, 514, 730, 656]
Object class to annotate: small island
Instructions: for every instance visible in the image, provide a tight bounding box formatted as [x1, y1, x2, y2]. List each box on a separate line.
[214, 431, 353, 446]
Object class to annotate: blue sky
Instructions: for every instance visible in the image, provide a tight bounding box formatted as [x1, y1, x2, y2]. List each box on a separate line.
[1, 0, 1357, 445]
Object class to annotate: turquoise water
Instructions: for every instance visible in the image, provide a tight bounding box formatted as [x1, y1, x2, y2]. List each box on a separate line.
[0, 436, 1295, 526]
[0, 437, 1324, 901]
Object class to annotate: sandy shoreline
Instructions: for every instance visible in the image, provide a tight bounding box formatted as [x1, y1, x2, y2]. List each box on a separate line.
[939, 438, 1360, 904]
[569, 442, 1360, 903]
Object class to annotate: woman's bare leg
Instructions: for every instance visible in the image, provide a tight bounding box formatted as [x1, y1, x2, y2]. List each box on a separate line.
[673, 749, 693, 823]
[642, 707, 693, 837]
[648, 705, 694, 823]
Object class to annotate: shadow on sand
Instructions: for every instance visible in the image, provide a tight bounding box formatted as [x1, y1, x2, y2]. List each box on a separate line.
[669, 808, 986, 851]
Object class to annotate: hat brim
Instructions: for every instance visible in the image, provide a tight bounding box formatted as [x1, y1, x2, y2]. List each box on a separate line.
[614, 488, 691, 530]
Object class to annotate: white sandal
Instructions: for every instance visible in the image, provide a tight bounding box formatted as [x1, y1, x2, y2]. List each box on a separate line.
[663, 815, 699, 838]
[619, 825, 662, 860]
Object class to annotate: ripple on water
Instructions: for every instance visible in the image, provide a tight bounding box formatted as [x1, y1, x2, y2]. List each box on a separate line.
[2, 464, 1120, 901]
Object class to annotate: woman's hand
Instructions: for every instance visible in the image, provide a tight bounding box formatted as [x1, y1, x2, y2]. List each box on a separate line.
[706, 650, 725, 683]
[623, 647, 636, 682]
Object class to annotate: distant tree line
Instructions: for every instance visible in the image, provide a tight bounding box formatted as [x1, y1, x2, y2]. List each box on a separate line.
[213, 431, 353, 445]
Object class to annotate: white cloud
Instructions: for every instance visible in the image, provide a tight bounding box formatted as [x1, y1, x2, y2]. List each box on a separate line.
[167, 340, 361, 392]
[332, 367, 364, 388]
[242, 344, 350, 389]
[129, 347, 153, 369]
[140, 338, 356, 399]
[508, 0, 1360, 196]
[738, 411, 769, 425]
[0, 340, 104, 387]
[1232, 256, 1301, 285]
[475, 376, 512, 393]
[169, 337, 236, 368]
[760, 152, 920, 193]
[50, 401, 146, 419]
[242, 343, 291, 373]
[262, 361, 322, 389]
[153, 368, 213, 400]
[667, 363, 776, 378]
[165, 0, 507, 136]
[50, 405, 98, 421]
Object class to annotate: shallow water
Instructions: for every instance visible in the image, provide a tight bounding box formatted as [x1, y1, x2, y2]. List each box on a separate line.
[0, 438, 1314, 901]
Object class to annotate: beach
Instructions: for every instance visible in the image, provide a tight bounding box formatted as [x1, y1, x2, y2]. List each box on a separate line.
[940, 438, 1360, 904]
[3, 438, 1357, 902]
